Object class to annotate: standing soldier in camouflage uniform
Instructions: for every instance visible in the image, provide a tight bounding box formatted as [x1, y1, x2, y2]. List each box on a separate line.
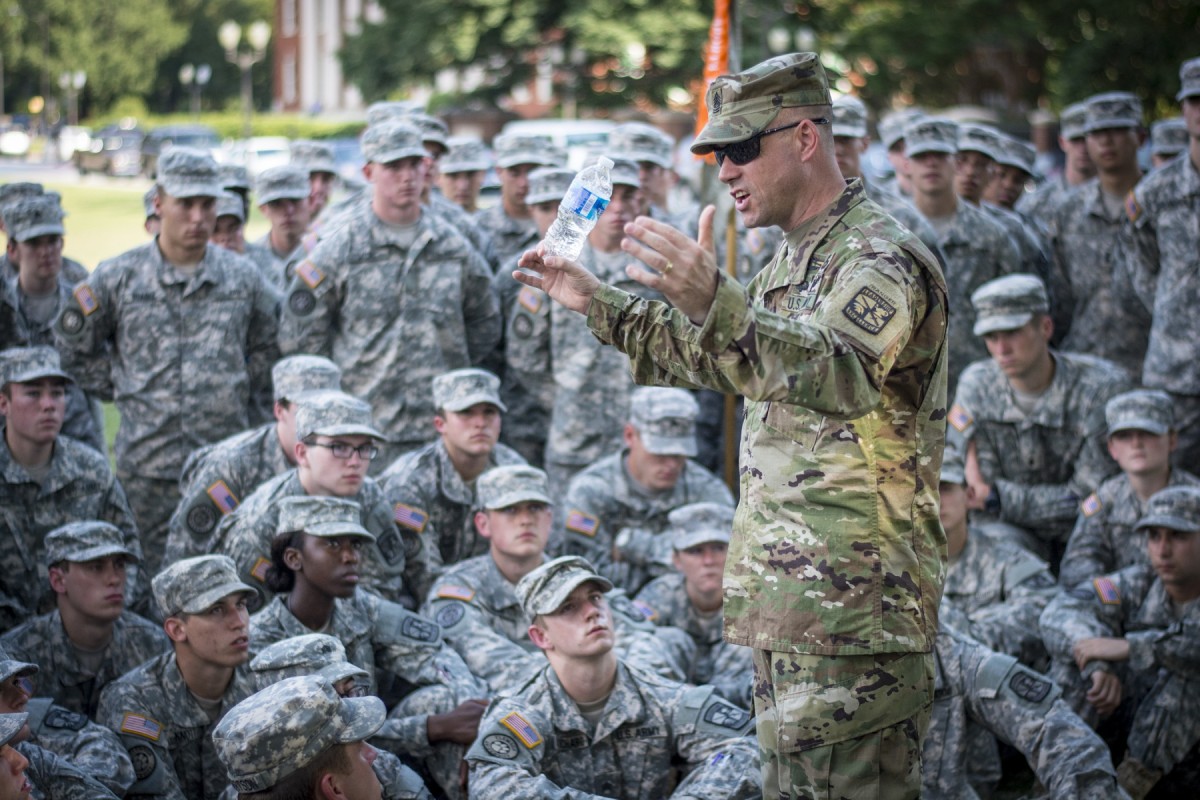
[1, 185, 89, 286]
[54, 148, 281, 572]
[244, 165, 312, 295]
[209, 191, 248, 255]
[1123, 57, 1200, 472]
[166, 354, 342, 563]
[517, 52, 948, 799]
[466, 556, 760, 799]
[379, 369, 525, 578]
[141, 185, 161, 236]
[0, 348, 143, 630]
[1018, 101, 1095, 224]
[953, 274, 1128, 570]
[475, 133, 561, 275]
[1040, 485, 1200, 799]
[1, 522, 166, 718]
[633, 503, 754, 709]
[876, 108, 925, 198]
[905, 117, 1020, 390]
[1149, 117, 1188, 169]
[1061, 390, 1200, 588]
[219, 164, 253, 221]
[984, 134, 1039, 213]
[289, 139, 339, 222]
[98, 555, 258, 800]
[438, 137, 491, 214]
[560, 387, 733, 593]
[279, 121, 501, 468]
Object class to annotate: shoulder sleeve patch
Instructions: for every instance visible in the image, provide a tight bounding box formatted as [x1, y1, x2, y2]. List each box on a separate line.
[43, 706, 87, 731]
[73, 284, 99, 316]
[1124, 191, 1142, 224]
[948, 403, 972, 434]
[481, 733, 520, 760]
[500, 711, 542, 748]
[1081, 493, 1102, 517]
[517, 286, 543, 313]
[437, 585, 476, 602]
[1093, 576, 1121, 605]
[250, 557, 271, 584]
[120, 712, 162, 741]
[296, 259, 325, 289]
[206, 480, 240, 514]
[565, 509, 599, 537]
[841, 285, 898, 335]
[631, 599, 658, 622]
[701, 698, 752, 732]
[393, 503, 429, 534]
[1006, 668, 1056, 705]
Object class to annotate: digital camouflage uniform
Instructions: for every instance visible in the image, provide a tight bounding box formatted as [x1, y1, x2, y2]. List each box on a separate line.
[19, 740, 120, 800]
[1015, 100, 1089, 226]
[23, 696, 136, 797]
[243, 164, 312, 294]
[466, 661, 760, 799]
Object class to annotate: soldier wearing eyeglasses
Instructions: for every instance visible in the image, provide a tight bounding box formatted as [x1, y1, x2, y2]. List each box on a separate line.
[516, 52, 948, 800]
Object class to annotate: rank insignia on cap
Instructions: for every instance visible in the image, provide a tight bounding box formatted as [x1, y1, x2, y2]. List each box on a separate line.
[1124, 192, 1142, 224]
[437, 585, 476, 601]
[73, 285, 99, 316]
[517, 287, 542, 313]
[1081, 493, 1102, 517]
[296, 260, 325, 289]
[500, 711, 542, 748]
[393, 503, 429, 534]
[250, 557, 271, 584]
[565, 509, 599, 537]
[120, 713, 162, 741]
[841, 286, 897, 335]
[206, 480, 239, 515]
[1093, 576, 1121, 605]
[948, 404, 972, 433]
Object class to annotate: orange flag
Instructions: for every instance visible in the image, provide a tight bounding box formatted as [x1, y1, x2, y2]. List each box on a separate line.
[694, 0, 731, 162]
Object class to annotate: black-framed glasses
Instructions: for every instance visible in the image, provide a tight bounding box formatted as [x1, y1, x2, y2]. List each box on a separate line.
[308, 441, 379, 460]
[713, 118, 829, 167]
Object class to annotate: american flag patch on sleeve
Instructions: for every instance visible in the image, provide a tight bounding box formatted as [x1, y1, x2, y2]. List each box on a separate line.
[518, 287, 542, 313]
[1093, 577, 1121, 605]
[500, 711, 542, 748]
[296, 260, 325, 289]
[206, 481, 240, 514]
[565, 510, 599, 537]
[1081, 493, 1102, 517]
[73, 285, 99, 316]
[120, 713, 162, 741]
[948, 404, 972, 433]
[394, 503, 429, 533]
[250, 557, 271, 584]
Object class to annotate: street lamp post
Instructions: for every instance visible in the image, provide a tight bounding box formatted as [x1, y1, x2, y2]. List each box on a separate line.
[178, 63, 212, 117]
[218, 20, 270, 140]
[57, 70, 86, 126]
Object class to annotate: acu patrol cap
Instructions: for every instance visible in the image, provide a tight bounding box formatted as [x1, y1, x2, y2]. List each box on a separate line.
[5, 196, 64, 242]
[1083, 92, 1142, 134]
[629, 387, 699, 457]
[142, 186, 159, 219]
[289, 139, 338, 175]
[276, 496, 374, 541]
[610, 122, 674, 169]
[1, 346, 73, 385]
[1150, 118, 1189, 157]
[255, 165, 310, 205]
[957, 123, 1002, 160]
[1105, 389, 1174, 437]
[213, 675, 385, 793]
[1059, 102, 1089, 141]
[44, 521, 139, 567]
[831, 95, 869, 139]
[403, 112, 450, 155]
[0, 713, 28, 748]
[250, 633, 370, 690]
[1176, 56, 1200, 101]
[492, 133, 561, 170]
[670, 503, 733, 551]
[692, 52, 831, 154]
[440, 137, 492, 174]
[215, 191, 245, 222]
[525, 167, 575, 205]
[156, 147, 225, 199]
[295, 390, 385, 441]
[878, 109, 925, 150]
[219, 164, 252, 193]
[361, 121, 427, 166]
[1135, 486, 1200, 534]
[515, 555, 614, 617]
[272, 354, 342, 404]
[432, 368, 506, 413]
[970, 273, 1049, 336]
[904, 117, 959, 157]
[939, 446, 966, 486]
[0, 182, 43, 225]
[0, 643, 37, 685]
[477, 465, 552, 510]
[992, 135, 1037, 176]
[153, 554, 255, 618]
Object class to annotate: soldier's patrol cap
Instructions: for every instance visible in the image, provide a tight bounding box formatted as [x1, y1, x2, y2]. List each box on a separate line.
[403, 112, 450, 155]
[1150, 118, 1189, 157]
[142, 186, 159, 219]
[44, 521, 139, 567]
[1105, 389, 1174, 437]
[219, 164, 252, 193]
[440, 137, 492, 174]
[878, 109, 925, 150]
[939, 446, 966, 486]
[670, 503, 733, 551]
[215, 191, 245, 222]
[256, 165, 311, 206]
[0, 643, 38, 684]
[1083, 92, 1142, 134]
[272, 354, 342, 404]
[993, 135, 1037, 176]
[361, 121, 427, 166]
[692, 52, 831, 154]
[515, 555, 614, 617]
[432, 368, 506, 413]
[1059, 102, 1089, 141]
[629, 387, 699, 457]
[1176, 57, 1200, 101]
[0, 182, 43, 223]
[970, 273, 1049, 336]
[492, 133, 561, 170]
[581, 153, 640, 188]
[831, 95, 869, 139]
[477, 465, 552, 510]
[156, 147, 225, 199]
[610, 122, 674, 169]
[295, 390, 385, 441]
[1135, 486, 1200, 534]
[289, 140, 337, 175]
[276, 496, 373, 541]
[904, 117, 959, 158]
[365, 101, 414, 127]
[5, 196, 64, 242]
[250, 634, 370, 690]
[525, 167, 575, 205]
[213, 676, 385, 793]
[1, 346, 73, 385]
[0, 713, 28, 749]
[153, 554, 255, 618]
[957, 123, 1002, 160]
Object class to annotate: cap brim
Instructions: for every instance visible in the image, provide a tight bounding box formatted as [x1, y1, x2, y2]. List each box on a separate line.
[832, 124, 868, 139]
[973, 312, 1035, 336]
[180, 582, 257, 614]
[525, 191, 565, 205]
[639, 433, 697, 458]
[302, 161, 338, 175]
[532, 574, 615, 616]
[994, 157, 1033, 173]
[484, 489, 553, 510]
[1136, 514, 1200, 533]
[15, 223, 64, 241]
[369, 148, 428, 165]
[331, 695, 385, 744]
[1108, 419, 1170, 437]
[442, 160, 491, 174]
[308, 424, 387, 441]
[54, 543, 139, 565]
[7, 368, 73, 384]
[906, 143, 956, 157]
[159, 180, 226, 199]
[319, 661, 370, 685]
[496, 154, 560, 169]
[1083, 120, 1138, 134]
[258, 190, 310, 205]
[1177, 89, 1200, 101]
[674, 531, 730, 550]
[0, 659, 38, 683]
[443, 394, 507, 413]
[691, 116, 769, 155]
[306, 521, 375, 541]
[625, 150, 672, 169]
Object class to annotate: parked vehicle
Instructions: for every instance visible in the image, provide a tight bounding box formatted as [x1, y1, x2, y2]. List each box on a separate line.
[140, 124, 220, 178]
[76, 125, 144, 177]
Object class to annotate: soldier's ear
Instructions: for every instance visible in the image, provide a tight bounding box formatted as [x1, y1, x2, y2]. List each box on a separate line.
[474, 511, 491, 539]
[163, 616, 188, 644]
[527, 620, 553, 652]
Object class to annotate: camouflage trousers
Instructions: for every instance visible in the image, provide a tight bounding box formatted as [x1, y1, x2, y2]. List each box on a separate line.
[117, 471, 181, 576]
[750, 648, 933, 800]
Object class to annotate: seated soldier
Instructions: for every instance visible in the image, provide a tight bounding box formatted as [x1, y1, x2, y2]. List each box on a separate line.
[250, 495, 486, 800]
[634, 502, 754, 709]
[561, 386, 734, 594]
[1040, 486, 1200, 799]
[0, 347, 143, 630]
[923, 623, 1125, 799]
[0, 713, 29, 800]
[466, 556, 760, 799]
[1061, 389, 1200, 588]
[1, 522, 167, 718]
[379, 368, 525, 578]
[0, 708, 117, 800]
[210, 390, 421, 609]
[166, 354, 342, 563]
[952, 273, 1129, 571]
[423, 466, 692, 692]
[98, 555, 258, 800]
[938, 449, 1057, 668]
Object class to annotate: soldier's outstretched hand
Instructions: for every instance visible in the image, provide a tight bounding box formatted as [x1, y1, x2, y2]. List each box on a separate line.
[515, 246, 602, 315]
[621, 205, 720, 324]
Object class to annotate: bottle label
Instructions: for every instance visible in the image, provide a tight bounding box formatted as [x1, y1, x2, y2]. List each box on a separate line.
[564, 185, 609, 221]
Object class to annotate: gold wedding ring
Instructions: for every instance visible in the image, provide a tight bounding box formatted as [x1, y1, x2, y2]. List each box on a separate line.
[663, 261, 674, 274]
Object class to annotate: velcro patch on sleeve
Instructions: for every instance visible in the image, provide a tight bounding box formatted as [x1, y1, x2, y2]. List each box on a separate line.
[517, 286, 543, 313]
[1124, 192, 1142, 224]
[500, 711, 542, 748]
[206, 480, 240, 514]
[73, 284, 99, 316]
[948, 404, 972, 433]
[250, 557, 271, 584]
[1093, 576, 1121, 605]
[437, 585, 476, 602]
[841, 285, 897, 335]
[631, 599, 658, 622]
[1081, 493, 1102, 517]
[296, 260, 326, 289]
[565, 509, 599, 537]
[120, 712, 162, 741]
[393, 503, 429, 534]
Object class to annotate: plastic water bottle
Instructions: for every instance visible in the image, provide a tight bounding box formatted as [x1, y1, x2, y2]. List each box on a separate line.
[542, 157, 613, 261]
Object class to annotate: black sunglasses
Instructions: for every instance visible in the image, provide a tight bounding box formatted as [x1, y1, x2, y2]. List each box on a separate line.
[713, 118, 830, 166]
